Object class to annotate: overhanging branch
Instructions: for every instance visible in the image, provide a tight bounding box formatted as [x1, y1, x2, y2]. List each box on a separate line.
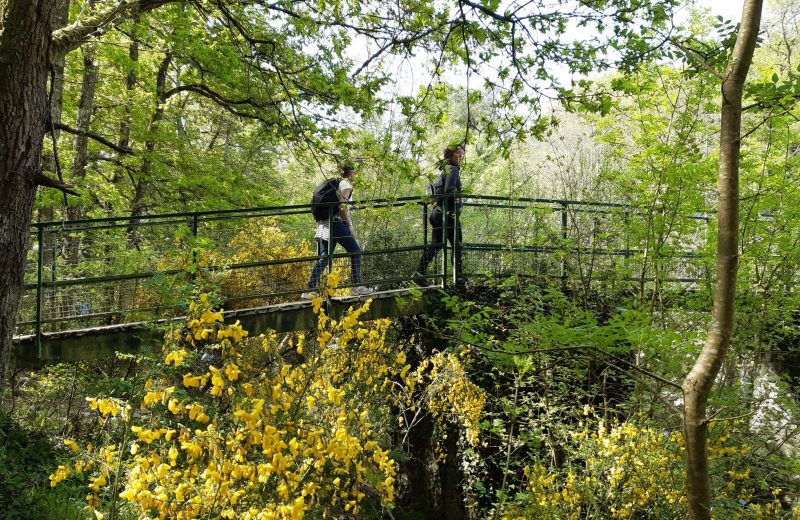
[163, 83, 280, 120]
[34, 171, 79, 196]
[51, 0, 179, 57]
[668, 37, 724, 81]
[53, 122, 134, 155]
[459, 0, 514, 24]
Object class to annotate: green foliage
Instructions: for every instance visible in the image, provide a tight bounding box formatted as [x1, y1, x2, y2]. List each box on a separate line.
[0, 411, 88, 520]
[431, 279, 800, 518]
[37, 0, 689, 223]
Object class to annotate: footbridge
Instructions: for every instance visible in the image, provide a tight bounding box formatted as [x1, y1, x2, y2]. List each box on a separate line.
[13, 195, 710, 366]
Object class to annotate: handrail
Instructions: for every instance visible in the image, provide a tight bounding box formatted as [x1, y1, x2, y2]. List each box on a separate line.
[31, 194, 712, 229]
[18, 195, 712, 341]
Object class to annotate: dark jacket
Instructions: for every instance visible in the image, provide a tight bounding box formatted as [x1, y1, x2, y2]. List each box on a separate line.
[430, 163, 462, 212]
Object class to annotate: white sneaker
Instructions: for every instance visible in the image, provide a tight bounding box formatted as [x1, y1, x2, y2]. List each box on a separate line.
[351, 286, 375, 296]
[301, 291, 318, 300]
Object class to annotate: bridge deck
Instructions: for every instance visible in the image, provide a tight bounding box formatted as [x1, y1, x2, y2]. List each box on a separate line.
[13, 288, 438, 367]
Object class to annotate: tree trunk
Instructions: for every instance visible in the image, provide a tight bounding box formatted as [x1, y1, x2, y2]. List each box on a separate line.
[39, 0, 70, 312]
[114, 13, 139, 185]
[439, 422, 467, 520]
[399, 412, 437, 518]
[66, 31, 98, 265]
[41, 0, 69, 179]
[682, 2, 763, 519]
[69, 35, 97, 187]
[0, 0, 58, 385]
[127, 52, 171, 245]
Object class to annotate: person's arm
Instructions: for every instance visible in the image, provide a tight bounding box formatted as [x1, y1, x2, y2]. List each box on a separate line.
[444, 165, 462, 210]
[338, 185, 356, 236]
[444, 165, 461, 193]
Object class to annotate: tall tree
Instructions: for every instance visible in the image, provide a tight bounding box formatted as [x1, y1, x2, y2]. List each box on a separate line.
[681, 1, 764, 518]
[0, 0, 63, 386]
[0, 0, 179, 385]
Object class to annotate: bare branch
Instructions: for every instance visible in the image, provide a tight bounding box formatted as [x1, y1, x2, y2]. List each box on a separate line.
[743, 93, 800, 111]
[351, 22, 450, 79]
[459, 0, 514, 24]
[739, 104, 800, 141]
[162, 83, 280, 120]
[53, 122, 134, 154]
[668, 37, 724, 81]
[34, 172, 80, 195]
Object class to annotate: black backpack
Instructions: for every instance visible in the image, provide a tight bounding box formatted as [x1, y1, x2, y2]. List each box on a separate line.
[428, 172, 445, 197]
[427, 169, 448, 207]
[311, 178, 341, 221]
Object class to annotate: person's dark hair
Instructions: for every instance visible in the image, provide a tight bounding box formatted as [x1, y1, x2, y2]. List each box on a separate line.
[341, 164, 355, 176]
[442, 144, 465, 163]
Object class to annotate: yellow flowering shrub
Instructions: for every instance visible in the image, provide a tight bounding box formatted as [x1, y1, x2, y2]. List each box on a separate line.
[205, 219, 313, 308]
[400, 348, 486, 450]
[500, 418, 795, 520]
[51, 279, 413, 519]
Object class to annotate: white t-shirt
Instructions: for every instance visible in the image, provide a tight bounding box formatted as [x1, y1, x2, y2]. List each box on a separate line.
[314, 178, 353, 241]
[338, 178, 353, 199]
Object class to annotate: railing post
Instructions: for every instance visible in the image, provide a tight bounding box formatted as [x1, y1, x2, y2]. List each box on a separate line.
[623, 210, 632, 260]
[442, 194, 449, 289]
[51, 229, 58, 282]
[35, 224, 44, 356]
[560, 202, 568, 288]
[191, 214, 199, 280]
[423, 201, 428, 248]
[327, 203, 334, 276]
[453, 194, 460, 286]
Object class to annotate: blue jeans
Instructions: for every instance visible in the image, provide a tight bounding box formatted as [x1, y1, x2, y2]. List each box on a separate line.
[307, 220, 362, 289]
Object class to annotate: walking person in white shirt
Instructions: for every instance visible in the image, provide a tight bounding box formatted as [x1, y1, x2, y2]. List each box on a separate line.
[302, 165, 374, 299]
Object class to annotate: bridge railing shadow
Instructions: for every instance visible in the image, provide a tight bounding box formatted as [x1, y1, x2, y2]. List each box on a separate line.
[15, 196, 711, 339]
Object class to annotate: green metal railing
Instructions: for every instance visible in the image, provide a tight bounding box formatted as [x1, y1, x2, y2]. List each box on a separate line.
[16, 195, 712, 345]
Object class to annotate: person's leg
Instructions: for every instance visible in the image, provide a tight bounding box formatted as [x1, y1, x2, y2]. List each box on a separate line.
[418, 219, 443, 274]
[446, 214, 463, 280]
[307, 239, 330, 290]
[333, 221, 363, 284]
[457, 220, 463, 279]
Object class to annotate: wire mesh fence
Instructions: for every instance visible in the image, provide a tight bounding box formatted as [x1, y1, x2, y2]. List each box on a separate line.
[15, 196, 710, 337]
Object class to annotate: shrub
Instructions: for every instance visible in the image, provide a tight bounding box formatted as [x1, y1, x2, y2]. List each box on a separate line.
[500, 418, 797, 520]
[205, 219, 313, 307]
[51, 275, 410, 519]
[0, 411, 85, 519]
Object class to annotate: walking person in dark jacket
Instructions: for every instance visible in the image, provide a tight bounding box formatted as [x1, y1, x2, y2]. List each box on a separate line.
[414, 143, 465, 285]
